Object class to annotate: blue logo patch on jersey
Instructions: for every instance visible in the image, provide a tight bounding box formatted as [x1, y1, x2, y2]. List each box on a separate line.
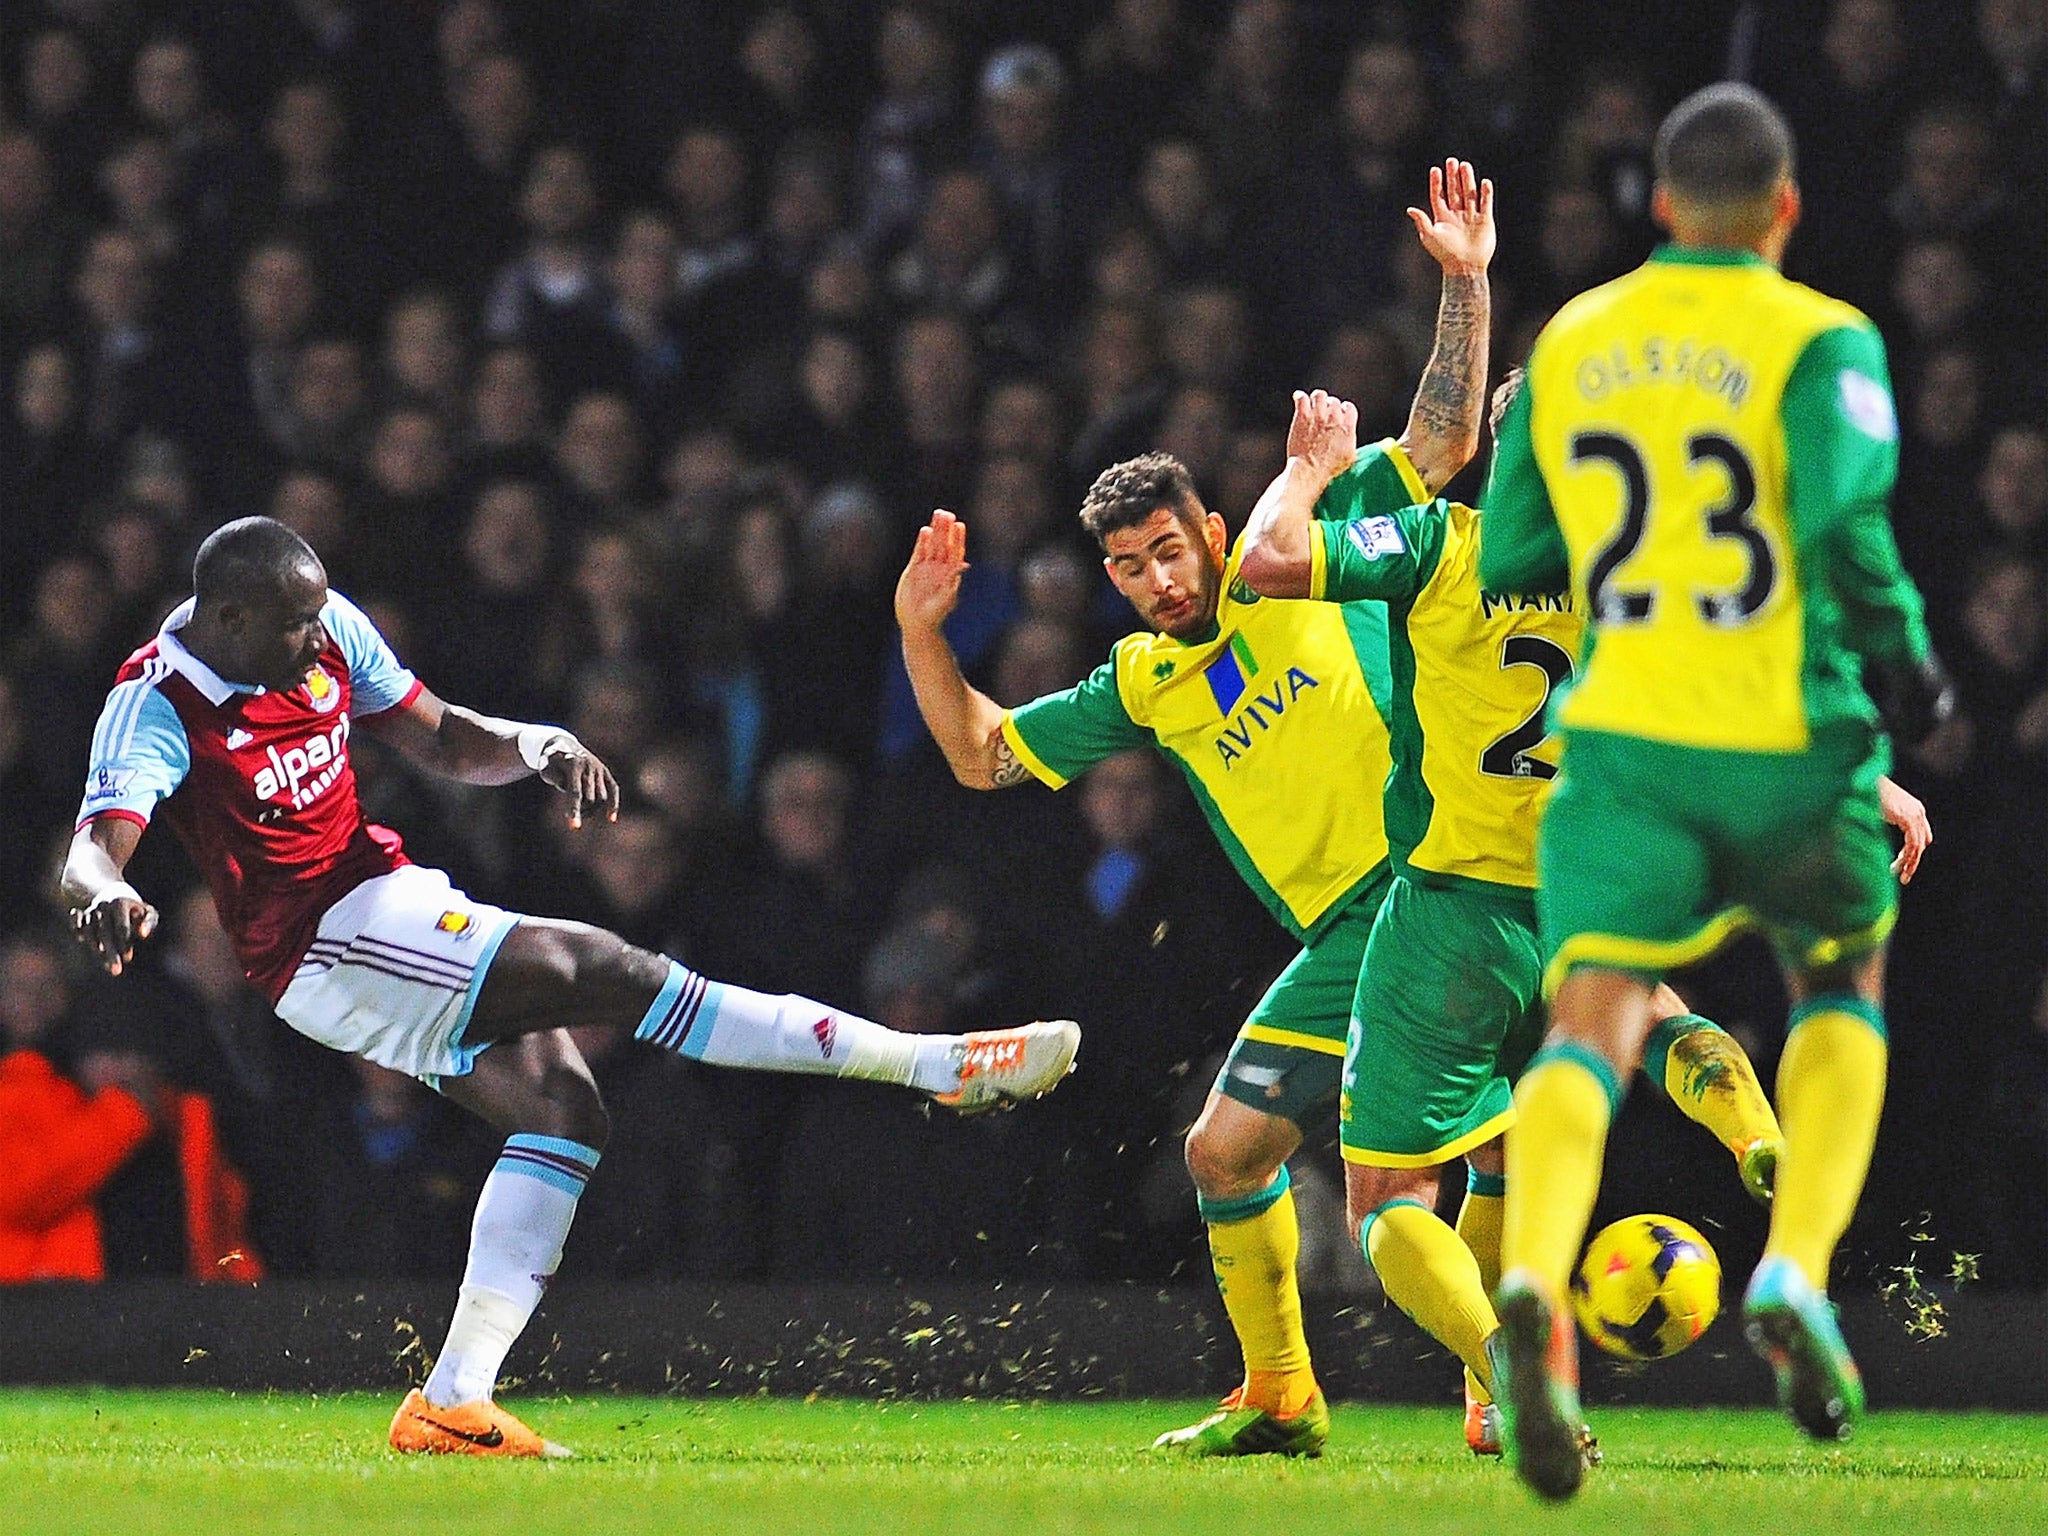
[83, 766, 137, 806]
[1346, 517, 1406, 561]
[1204, 633, 1259, 715]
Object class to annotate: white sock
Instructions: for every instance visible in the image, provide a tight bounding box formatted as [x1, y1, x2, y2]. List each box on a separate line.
[422, 1134, 599, 1408]
[634, 961, 962, 1093]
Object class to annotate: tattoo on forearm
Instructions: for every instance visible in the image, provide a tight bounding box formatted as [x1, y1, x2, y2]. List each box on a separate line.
[1410, 273, 1490, 468]
[989, 731, 1033, 788]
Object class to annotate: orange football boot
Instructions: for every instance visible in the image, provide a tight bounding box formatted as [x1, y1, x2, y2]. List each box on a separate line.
[388, 1388, 571, 1458]
[929, 1020, 1080, 1114]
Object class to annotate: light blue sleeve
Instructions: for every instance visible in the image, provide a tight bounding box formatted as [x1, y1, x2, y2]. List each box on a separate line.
[323, 591, 420, 716]
[77, 681, 190, 825]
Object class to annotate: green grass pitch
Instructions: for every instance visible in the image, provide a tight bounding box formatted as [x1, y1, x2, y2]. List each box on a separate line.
[3, 1390, 2043, 1536]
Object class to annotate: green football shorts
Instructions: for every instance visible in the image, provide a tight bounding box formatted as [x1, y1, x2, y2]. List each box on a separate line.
[1339, 875, 1546, 1167]
[1537, 725, 1897, 994]
[1214, 870, 1391, 1131]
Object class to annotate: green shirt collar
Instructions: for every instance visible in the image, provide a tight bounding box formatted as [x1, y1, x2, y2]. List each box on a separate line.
[1649, 243, 1769, 268]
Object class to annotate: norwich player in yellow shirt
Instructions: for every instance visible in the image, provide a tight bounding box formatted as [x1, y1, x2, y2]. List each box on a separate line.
[1239, 373, 1872, 1460]
[1477, 84, 1953, 1499]
[895, 161, 1499, 1458]
[902, 162, 1804, 1461]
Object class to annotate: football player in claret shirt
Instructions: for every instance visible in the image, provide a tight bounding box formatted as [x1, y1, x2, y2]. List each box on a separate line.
[64, 517, 1080, 1457]
[1477, 84, 1952, 1497]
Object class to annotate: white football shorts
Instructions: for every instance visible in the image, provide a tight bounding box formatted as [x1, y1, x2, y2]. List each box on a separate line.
[274, 864, 520, 1085]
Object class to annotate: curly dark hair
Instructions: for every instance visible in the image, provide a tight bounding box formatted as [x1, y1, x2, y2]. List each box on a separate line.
[1076, 452, 1203, 547]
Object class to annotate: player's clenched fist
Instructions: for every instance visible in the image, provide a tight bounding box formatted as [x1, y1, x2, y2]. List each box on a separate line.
[72, 887, 159, 976]
[1287, 389, 1359, 485]
[895, 510, 970, 634]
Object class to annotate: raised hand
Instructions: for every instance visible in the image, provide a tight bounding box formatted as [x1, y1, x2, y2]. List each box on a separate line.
[1287, 389, 1359, 486]
[1408, 158, 1496, 276]
[895, 510, 971, 634]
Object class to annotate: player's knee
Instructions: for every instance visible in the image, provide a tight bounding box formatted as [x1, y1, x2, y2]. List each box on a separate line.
[1466, 1137, 1504, 1178]
[1343, 1179, 1382, 1249]
[1345, 1168, 1433, 1252]
[1184, 1121, 1273, 1200]
[531, 1061, 610, 1151]
[1795, 950, 1883, 1006]
[557, 925, 671, 1008]
[566, 1094, 611, 1152]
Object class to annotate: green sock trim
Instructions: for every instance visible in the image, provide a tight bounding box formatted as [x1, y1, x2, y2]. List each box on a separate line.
[1358, 1195, 1434, 1255]
[1787, 993, 1887, 1043]
[1199, 1163, 1291, 1225]
[1465, 1167, 1506, 1198]
[1641, 1013, 1723, 1097]
[1526, 1040, 1625, 1115]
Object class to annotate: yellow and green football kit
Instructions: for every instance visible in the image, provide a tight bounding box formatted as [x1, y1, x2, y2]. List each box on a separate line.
[1004, 444, 1418, 1422]
[1001, 439, 1422, 1129]
[1306, 465, 1583, 1168]
[1480, 244, 1933, 1316]
[1480, 245, 1932, 985]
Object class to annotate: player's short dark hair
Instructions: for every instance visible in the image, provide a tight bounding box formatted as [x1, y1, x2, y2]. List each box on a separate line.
[1077, 452, 1204, 546]
[193, 515, 321, 604]
[1653, 83, 1795, 206]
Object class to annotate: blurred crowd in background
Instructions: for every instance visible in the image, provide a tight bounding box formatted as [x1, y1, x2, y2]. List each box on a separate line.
[3, 0, 2048, 1295]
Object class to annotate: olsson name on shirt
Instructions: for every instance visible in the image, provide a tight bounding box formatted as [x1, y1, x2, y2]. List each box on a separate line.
[1572, 336, 1752, 409]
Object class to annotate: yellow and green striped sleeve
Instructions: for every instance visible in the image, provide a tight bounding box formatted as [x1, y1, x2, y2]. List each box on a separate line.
[1000, 654, 1151, 789]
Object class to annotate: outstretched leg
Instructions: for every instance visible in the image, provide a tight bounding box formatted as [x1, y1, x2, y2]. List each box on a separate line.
[462, 919, 1078, 1110]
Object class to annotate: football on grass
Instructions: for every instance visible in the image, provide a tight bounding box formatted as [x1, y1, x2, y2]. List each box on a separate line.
[1572, 1213, 1722, 1360]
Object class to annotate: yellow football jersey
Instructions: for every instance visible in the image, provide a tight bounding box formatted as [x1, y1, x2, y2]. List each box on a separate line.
[1481, 247, 1928, 751]
[1001, 442, 1427, 939]
[1311, 477, 1582, 892]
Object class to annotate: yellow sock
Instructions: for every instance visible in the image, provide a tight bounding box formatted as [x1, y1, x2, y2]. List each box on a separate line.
[1455, 1174, 1506, 1403]
[1501, 1045, 1622, 1298]
[1367, 1198, 1500, 1400]
[1768, 1000, 1888, 1292]
[1203, 1171, 1315, 1415]
[1646, 1014, 1781, 1154]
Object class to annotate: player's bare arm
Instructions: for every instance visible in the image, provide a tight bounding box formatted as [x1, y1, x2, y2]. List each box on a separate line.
[361, 687, 620, 829]
[1877, 774, 1932, 884]
[894, 510, 1020, 789]
[1238, 389, 1360, 598]
[62, 815, 156, 976]
[1397, 158, 1495, 493]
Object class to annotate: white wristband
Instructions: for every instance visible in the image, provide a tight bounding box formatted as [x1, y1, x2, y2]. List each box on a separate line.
[516, 724, 576, 772]
[92, 881, 144, 910]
